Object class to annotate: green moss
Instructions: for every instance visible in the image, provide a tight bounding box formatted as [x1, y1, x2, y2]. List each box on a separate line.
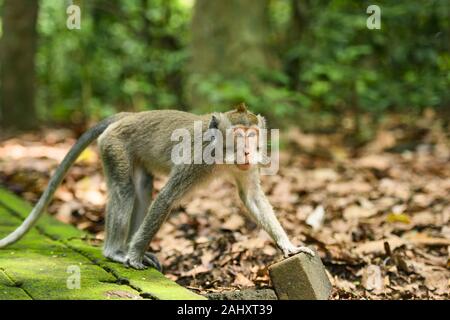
[0, 188, 85, 239]
[0, 242, 142, 299]
[0, 188, 205, 300]
[0, 209, 143, 299]
[66, 239, 206, 300]
[0, 270, 32, 300]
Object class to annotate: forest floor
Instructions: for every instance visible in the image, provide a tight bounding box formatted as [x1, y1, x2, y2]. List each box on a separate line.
[0, 112, 449, 300]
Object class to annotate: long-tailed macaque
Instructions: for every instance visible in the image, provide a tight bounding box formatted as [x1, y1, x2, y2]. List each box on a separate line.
[0, 103, 313, 270]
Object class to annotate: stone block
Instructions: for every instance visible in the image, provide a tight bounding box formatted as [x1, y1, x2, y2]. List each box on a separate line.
[268, 249, 332, 300]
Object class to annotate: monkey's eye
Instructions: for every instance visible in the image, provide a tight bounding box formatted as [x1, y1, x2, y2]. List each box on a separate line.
[247, 131, 257, 138]
[234, 130, 245, 137]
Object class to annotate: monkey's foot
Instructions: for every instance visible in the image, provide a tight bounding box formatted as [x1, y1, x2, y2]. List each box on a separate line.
[125, 256, 148, 270]
[283, 245, 315, 258]
[104, 251, 127, 264]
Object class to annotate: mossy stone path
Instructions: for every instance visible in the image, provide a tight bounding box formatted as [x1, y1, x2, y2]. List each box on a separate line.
[0, 188, 205, 300]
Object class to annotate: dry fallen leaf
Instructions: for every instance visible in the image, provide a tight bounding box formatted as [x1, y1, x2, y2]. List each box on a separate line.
[386, 212, 411, 224]
[354, 237, 406, 255]
[222, 215, 245, 231]
[233, 273, 254, 287]
[327, 181, 372, 195]
[306, 205, 325, 231]
[411, 211, 436, 226]
[182, 265, 210, 277]
[271, 180, 297, 205]
[404, 232, 450, 247]
[343, 205, 377, 220]
[74, 175, 106, 206]
[75, 147, 98, 164]
[104, 290, 142, 300]
[356, 154, 391, 171]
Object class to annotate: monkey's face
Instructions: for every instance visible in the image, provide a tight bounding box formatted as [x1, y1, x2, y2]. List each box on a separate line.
[232, 126, 259, 171]
[209, 104, 267, 170]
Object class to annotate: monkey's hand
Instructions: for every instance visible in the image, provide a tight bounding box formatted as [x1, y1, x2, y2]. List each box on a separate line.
[282, 244, 315, 258]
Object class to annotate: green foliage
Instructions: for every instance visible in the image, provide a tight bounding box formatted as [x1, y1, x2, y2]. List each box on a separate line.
[280, 0, 450, 114]
[31, 0, 450, 124]
[36, 0, 190, 122]
[191, 71, 307, 119]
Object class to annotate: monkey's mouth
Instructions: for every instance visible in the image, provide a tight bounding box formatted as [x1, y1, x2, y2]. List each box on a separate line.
[235, 153, 255, 170]
[236, 163, 251, 170]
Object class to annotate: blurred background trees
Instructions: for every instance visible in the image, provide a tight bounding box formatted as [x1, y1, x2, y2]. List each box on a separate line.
[0, 0, 449, 131]
[188, 0, 273, 112]
[0, 0, 39, 129]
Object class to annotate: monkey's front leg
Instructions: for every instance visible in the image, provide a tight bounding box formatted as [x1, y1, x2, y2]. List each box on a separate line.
[237, 172, 314, 257]
[126, 194, 172, 270]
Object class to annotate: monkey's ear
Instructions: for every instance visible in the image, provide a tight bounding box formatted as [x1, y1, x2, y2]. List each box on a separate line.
[235, 102, 248, 113]
[209, 115, 219, 129]
[257, 114, 266, 128]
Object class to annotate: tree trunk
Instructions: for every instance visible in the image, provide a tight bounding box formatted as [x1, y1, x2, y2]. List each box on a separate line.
[285, 0, 310, 90]
[188, 0, 271, 110]
[0, 0, 39, 130]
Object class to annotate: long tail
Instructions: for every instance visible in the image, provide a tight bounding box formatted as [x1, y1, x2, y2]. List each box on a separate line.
[0, 112, 130, 248]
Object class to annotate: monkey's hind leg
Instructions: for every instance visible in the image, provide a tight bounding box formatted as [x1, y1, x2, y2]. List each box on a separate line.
[128, 167, 162, 271]
[129, 167, 153, 239]
[100, 142, 136, 264]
